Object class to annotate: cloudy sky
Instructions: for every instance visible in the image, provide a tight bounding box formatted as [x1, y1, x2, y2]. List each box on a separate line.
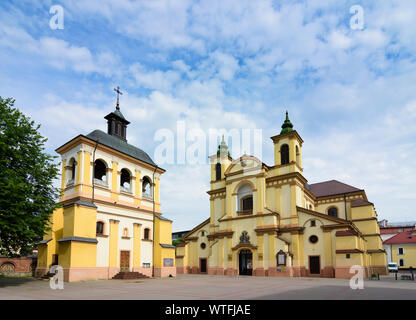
[1, 0, 415, 231]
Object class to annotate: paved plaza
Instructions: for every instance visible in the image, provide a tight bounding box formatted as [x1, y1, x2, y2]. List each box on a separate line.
[1, 274, 415, 300]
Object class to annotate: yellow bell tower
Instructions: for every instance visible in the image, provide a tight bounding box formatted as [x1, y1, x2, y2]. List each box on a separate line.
[271, 111, 303, 175]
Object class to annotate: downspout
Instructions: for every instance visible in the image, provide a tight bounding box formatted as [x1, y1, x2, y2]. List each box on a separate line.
[152, 165, 158, 277]
[344, 193, 348, 220]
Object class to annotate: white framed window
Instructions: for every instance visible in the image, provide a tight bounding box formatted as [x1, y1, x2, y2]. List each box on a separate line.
[398, 247, 404, 255]
[399, 259, 405, 267]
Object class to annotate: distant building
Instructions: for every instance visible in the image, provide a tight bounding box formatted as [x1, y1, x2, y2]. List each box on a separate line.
[379, 220, 416, 241]
[383, 230, 416, 269]
[379, 220, 416, 266]
[172, 231, 190, 241]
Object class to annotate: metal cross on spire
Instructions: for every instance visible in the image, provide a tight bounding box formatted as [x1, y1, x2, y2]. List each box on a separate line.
[114, 86, 123, 110]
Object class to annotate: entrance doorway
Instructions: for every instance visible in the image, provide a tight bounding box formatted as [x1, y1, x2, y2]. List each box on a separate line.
[200, 258, 207, 273]
[309, 256, 320, 275]
[120, 251, 130, 272]
[239, 250, 253, 276]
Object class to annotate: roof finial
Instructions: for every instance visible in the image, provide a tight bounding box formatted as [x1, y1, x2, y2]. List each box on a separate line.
[114, 86, 123, 110]
[280, 110, 294, 134]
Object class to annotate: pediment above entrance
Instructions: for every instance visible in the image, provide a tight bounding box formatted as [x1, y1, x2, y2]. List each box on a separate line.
[224, 155, 266, 178]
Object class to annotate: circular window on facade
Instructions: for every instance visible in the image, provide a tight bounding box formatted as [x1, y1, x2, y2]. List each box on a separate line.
[309, 235, 318, 244]
[200, 243, 206, 249]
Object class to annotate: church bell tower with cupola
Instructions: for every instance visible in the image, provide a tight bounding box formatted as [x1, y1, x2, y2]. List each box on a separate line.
[104, 87, 130, 141]
[271, 111, 303, 175]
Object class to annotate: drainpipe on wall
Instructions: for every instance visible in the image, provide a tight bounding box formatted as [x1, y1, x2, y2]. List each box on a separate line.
[344, 193, 348, 220]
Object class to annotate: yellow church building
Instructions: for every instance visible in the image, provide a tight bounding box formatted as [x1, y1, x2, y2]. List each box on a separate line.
[36, 96, 175, 282]
[176, 112, 387, 279]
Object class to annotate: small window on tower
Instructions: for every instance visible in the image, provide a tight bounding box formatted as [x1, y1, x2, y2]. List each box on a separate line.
[280, 144, 289, 165]
[311, 220, 316, 227]
[96, 221, 104, 235]
[94, 159, 107, 186]
[144, 228, 151, 240]
[215, 163, 221, 181]
[120, 168, 131, 192]
[142, 176, 152, 198]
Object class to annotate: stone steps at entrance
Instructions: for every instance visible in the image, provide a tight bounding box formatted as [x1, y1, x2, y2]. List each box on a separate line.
[112, 271, 150, 280]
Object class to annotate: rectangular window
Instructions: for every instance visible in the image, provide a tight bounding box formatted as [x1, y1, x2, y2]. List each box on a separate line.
[311, 220, 316, 227]
[398, 248, 404, 255]
[399, 259, 404, 267]
[346, 254, 350, 259]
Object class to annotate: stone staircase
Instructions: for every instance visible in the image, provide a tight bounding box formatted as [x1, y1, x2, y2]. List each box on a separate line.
[112, 271, 150, 280]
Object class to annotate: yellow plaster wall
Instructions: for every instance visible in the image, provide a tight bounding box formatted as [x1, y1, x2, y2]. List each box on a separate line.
[60, 159, 66, 191]
[109, 220, 119, 267]
[154, 216, 175, 267]
[351, 205, 376, 220]
[62, 204, 97, 239]
[83, 151, 91, 185]
[335, 235, 359, 251]
[68, 242, 97, 267]
[391, 244, 416, 268]
[133, 223, 142, 267]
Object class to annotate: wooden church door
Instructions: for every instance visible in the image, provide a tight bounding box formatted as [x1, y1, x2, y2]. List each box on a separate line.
[120, 251, 130, 272]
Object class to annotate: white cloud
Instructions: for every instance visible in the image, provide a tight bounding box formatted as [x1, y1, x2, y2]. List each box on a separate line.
[0, 23, 120, 77]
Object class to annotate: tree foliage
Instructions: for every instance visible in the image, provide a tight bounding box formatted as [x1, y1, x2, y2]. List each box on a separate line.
[0, 97, 61, 257]
[173, 237, 185, 246]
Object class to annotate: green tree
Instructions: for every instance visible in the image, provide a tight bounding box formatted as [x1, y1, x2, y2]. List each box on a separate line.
[173, 237, 185, 246]
[0, 97, 61, 257]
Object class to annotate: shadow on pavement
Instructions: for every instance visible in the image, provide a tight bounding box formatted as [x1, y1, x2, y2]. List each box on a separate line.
[253, 285, 416, 300]
[0, 276, 38, 288]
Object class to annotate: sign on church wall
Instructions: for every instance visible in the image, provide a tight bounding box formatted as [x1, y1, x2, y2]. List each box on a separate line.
[164, 258, 174, 267]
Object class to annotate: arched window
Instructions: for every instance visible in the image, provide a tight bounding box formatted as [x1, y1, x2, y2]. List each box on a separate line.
[296, 145, 300, 164]
[215, 163, 221, 181]
[0, 262, 15, 273]
[70, 158, 76, 181]
[94, 159, 107, 185]
[96, 221, 104, 235]
[144, 228, 150, 240]
[276, 250, 287, 266]
[123, 227, 129, 238]
[237, 183, 253, 215]
[280, 144, 289, 165]
[328, 207, 338, 218]
[120, 168, 131, 192]
[142, 176, 152, 198]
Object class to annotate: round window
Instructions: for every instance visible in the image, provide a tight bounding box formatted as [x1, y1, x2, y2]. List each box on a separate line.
[309, 235, 318, 244]
[200, 243, 206, 249]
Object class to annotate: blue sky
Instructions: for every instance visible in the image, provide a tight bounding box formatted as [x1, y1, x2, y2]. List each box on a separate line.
[1, 0, 415, 231]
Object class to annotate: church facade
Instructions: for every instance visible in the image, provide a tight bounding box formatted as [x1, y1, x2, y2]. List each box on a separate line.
[36, 100, 175, 282]
[176, 113, 387, 278]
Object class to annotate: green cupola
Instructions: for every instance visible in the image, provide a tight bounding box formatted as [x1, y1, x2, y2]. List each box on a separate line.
[280, 111, 294, 134]
[217, 135, 231, 157]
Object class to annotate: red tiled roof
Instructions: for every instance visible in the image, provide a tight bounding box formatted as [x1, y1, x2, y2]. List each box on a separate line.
[175, 242, 188, 247]
[336, 230, 358, 236]
[308, 180, 362, 197]
[383, 231, 416, 244]
[351, 199, 373, 208]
